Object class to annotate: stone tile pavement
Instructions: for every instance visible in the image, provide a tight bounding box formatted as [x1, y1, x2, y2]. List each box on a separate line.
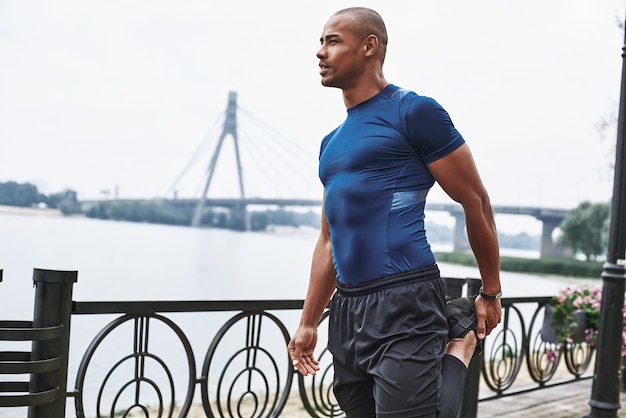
[477, 379, 626, 418]
[180, 377, 626, 417]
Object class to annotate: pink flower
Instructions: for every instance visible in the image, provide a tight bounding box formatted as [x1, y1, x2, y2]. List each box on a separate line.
[546, 350, 558, 363]
[549, 284, 610, 348]
[573, 296, 583, 308]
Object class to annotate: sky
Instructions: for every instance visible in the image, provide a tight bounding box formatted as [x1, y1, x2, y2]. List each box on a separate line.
[1, 1, 625, 221]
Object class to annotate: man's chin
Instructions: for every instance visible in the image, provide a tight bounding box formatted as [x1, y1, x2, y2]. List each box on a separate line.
[321, 78, 339, 88]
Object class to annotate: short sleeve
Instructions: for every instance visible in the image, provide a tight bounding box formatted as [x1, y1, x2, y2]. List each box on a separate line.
[403, 96, 465, 164]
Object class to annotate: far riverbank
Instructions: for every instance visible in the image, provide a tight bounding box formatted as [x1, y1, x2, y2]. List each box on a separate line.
[0, 204, 63, 217]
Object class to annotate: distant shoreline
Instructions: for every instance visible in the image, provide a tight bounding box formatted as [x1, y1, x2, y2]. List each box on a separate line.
[0, 204, 62, 217]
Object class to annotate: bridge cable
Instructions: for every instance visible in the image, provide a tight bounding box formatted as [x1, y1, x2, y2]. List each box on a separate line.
[237, 125, 309, 198]
[239, 107, 318, 171]
[237, 118, 316, 181]
[238, 107, 319, 193]
[165, 110, 226, 198]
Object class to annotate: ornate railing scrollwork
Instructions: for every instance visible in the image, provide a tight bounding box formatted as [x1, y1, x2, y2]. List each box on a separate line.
[482, 303, 525, 392]
[563, 342, 594, 376]
[480, 299, 596, 403]
[200, 311, 293, 418]
[74, 313, 196, 418]
[527, 303, 562, 383]
[526, 303, 594, 383]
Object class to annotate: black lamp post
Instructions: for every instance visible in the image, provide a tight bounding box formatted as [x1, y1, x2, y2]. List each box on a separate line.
[586, 11, 626, 418]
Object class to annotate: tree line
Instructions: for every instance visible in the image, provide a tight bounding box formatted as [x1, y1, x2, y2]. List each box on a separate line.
[83, 199, 320, 231]
[0, 181, 610, 261]
[0, 181, 81, 214]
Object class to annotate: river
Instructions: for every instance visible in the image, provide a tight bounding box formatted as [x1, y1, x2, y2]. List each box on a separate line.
[0, 212, 597, 417]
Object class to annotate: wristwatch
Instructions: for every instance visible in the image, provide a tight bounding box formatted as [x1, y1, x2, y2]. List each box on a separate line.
[479, 287, 503, 300]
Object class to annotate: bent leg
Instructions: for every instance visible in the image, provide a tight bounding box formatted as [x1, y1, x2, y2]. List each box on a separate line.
[437, 354, 468, 418]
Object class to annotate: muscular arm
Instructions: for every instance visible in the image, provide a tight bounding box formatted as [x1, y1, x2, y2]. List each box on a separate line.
[427, 143, 502, 338]
[288, 190, 337, 376]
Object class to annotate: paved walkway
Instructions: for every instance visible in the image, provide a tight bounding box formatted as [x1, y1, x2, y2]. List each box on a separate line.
[180, 378, 626, 417]
[477, 379, 626, 418]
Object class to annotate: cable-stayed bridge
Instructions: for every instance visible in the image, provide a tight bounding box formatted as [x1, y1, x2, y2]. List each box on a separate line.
[167, 91, 570, 258]
[166, 91, 321, 224]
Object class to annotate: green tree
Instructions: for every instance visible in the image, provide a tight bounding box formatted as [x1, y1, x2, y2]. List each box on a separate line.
[0, 181, 43, 207]
[558, 201, 610, 261]
[48, 189, 81, 214]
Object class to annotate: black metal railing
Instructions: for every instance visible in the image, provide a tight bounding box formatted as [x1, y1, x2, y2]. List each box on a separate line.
[0, 269, 77, 416]
[481, 297, 594, 401]
[69, 300, 335, 418]
[0, 269, 599, 418]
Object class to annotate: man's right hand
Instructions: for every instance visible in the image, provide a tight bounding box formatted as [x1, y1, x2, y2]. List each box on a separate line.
[288, 326, 321, 376]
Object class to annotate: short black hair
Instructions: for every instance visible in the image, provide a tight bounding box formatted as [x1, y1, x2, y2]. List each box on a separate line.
[334, 7, 388, 58]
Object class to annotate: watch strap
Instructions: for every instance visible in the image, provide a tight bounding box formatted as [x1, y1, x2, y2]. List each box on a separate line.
[479, 287, 502, 300]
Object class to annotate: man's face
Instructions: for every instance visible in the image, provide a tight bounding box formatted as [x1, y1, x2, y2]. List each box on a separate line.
[317, 14, 366, 90]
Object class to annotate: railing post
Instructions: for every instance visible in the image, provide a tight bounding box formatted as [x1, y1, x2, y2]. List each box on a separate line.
[457, 278, 483, 418]
[28, 269, 77, 418]
[442, 277, 465, 299]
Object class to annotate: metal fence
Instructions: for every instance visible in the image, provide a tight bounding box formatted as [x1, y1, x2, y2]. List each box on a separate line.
[0, 269, 595, 417]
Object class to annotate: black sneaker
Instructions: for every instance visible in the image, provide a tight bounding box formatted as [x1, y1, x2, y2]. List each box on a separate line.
[446, 296, 483, 355]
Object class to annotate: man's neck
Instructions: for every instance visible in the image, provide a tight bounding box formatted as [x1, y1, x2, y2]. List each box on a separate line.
[342, 78, 389, 109]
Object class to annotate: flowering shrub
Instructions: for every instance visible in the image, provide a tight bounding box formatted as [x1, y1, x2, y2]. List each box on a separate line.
[549, 284, 602, 347]
[547, 284, 626, 362]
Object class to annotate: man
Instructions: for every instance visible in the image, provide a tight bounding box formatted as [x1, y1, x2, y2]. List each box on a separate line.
[288, 7, 502, 418]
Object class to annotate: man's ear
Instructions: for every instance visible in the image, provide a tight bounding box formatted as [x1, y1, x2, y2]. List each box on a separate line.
[364, 35, 378, 56]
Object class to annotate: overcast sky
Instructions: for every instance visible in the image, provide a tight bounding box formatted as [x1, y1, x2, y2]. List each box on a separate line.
[1, 1, 625, 218]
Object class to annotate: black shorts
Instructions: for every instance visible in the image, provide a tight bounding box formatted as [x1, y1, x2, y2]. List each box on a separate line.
[328, 265, 448, 417]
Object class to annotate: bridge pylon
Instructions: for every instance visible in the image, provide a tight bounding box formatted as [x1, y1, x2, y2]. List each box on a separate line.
[191, 91, 248, 229]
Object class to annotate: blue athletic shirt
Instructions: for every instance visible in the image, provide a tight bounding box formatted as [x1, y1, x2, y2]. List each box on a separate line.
[319, 84, 465, 285]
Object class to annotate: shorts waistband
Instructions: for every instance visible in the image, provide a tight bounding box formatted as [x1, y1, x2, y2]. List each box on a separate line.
[336, 264, 440, 296]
